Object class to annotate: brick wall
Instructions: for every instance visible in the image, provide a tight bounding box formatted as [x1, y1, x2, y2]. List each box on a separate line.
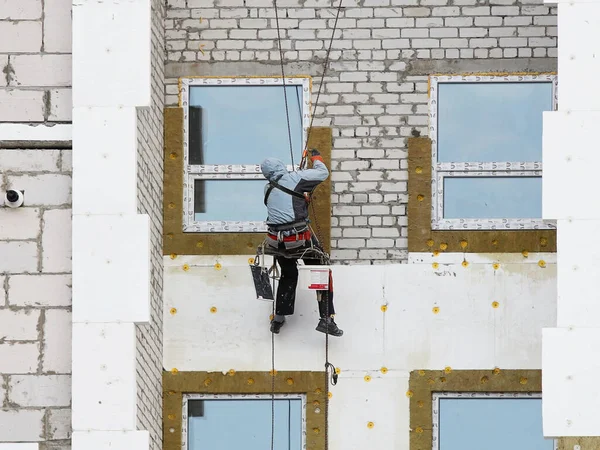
[136, 0, 165, 449]
[163, 0, 557, 264]
[0, 0, 71, 122]
[0, 149, 72, 449]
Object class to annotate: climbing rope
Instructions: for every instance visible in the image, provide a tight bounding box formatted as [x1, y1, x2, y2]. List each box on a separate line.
[322, 271, 338, 450]
[301, 0, 345, 170]
[271, 1, 291, 446]
[268, 0, 345, 448]
[273, 0, 295, 169]
[270, 259, 277, 450]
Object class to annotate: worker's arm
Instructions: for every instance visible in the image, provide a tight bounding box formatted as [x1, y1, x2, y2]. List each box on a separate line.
[298, 149, 329, 183]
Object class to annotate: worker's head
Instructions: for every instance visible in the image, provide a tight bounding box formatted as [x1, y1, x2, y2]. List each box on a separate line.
[261, 158, 287, 181]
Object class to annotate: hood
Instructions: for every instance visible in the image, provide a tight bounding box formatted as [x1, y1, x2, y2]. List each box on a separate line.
[261, 158, 287, 181]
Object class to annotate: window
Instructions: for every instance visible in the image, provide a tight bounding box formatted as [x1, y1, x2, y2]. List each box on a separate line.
[434, 392, 554, 450]
[180, 77, 311, 233]
[183, 394, 305, 450]
[429, 74, 557, 231]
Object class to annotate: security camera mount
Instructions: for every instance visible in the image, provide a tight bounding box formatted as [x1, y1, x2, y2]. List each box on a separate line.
[4, 190, 25, 208]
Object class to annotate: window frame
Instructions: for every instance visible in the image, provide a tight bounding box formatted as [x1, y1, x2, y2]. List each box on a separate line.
[180, 76, 312, 233]
[428, 74, 558, 231]
[182, 393, 307, 450]
[432, 392, 555, 450]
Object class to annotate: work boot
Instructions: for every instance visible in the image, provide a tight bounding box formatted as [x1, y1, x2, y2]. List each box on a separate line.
[270, 317, 285, 334]
[316, 317, 343, 337]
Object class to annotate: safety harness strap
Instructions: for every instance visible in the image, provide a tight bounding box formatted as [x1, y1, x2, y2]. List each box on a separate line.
[264, 176, 307, 206]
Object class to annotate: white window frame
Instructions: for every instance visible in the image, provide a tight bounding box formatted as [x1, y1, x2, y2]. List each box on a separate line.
[432, 392, 556, 450]
[182, 393, 307, 450]
[180, 76, 312, 233]
[429, 74, 558, 231]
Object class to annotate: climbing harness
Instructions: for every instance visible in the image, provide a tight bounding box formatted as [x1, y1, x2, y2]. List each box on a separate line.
[263, 175, 311, 206]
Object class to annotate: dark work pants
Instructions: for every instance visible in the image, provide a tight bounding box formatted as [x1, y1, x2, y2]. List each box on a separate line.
[275, 244, 335, 318]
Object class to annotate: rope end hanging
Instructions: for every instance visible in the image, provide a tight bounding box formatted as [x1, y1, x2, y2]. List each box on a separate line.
[325, 361, 338, 386]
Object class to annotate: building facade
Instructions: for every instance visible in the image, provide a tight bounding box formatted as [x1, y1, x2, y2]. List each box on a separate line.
[0, 0, 596, 449]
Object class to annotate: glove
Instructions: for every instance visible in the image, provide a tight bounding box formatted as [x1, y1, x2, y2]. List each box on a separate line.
[309, 149, 323, 163]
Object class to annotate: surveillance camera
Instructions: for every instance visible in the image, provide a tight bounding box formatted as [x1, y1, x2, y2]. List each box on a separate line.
[4, 190, 24, 208]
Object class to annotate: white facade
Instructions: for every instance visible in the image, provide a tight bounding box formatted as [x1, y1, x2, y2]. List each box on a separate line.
[0, 0, 597, 448]
[164, 253, 556, 448]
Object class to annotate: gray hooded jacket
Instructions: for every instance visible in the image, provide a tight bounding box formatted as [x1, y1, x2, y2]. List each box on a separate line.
[261, 157, 329, 226]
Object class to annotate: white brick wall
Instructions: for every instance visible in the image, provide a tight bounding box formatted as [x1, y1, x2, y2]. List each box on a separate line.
[135, 2, 165, 450]
[9, 375, 71, 407]
[0, 149, 72, 447]
[164, 0, 557, 263]
[0, 0, 72, 123]
[0, 410, 45, 442]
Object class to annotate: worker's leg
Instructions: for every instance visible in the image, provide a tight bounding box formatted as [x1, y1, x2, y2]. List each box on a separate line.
[319, 271, 335, 318]
[302, 256, 335, 318]
[303, 240, 342, 337]
[274, 255, 299, 316]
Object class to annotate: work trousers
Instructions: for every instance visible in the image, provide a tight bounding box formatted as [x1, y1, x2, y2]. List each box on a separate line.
[275, 243, 335, 318]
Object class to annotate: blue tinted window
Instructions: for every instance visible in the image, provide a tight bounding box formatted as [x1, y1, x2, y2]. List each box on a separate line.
[439, 398, 553, 450]
[437, 82, 552, 163]
[189, 85, 303, 166]
[188, 399, 302, 450]
[194, 179, 267, 222]
[443, 176, 542, 219]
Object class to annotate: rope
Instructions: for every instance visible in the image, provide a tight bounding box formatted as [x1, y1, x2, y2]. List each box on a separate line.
[301, 0, 345, 170]
[271, 4, 289, 448]
[322, 257, 337, 450]
[273, 0, 295, 169]
[269, 2, 345, 449]
[270, 261, 276, 450]
[324, 288, 331, 450]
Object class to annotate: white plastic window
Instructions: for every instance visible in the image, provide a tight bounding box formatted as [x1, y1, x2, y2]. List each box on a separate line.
[182, 393, 306, 450]
[181, 77, 311, 233]
[429, 74, 557, 231]
[433, 392, 555, 450]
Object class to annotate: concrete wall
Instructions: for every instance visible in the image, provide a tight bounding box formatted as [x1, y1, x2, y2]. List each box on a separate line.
[0, 0, 71, 123]
[135, 1, 166, 449]
[164, 0, 558, 264]
[0, 149, 72, 449]
[164, 253, 557, 448]
[0, 1, 73, 449]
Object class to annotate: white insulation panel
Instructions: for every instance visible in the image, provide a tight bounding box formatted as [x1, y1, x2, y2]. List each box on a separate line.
[72, 107, 139, 216]
[557, 219, 600, 327]
[543, 327, 600, 437]
[72, 431, 149, 450]
[328, 373, 409, 450]
[164, 256, 556, 373]
[72, 323, 138, 431]
[543, 111, 600, 220]
[72, 214, 150, 324]
[72, 0, 151, 107]
[557, 2, 600, 111]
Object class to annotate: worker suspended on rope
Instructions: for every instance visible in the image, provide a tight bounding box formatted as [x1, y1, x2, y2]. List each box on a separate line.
[260, 149, 343, 337]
